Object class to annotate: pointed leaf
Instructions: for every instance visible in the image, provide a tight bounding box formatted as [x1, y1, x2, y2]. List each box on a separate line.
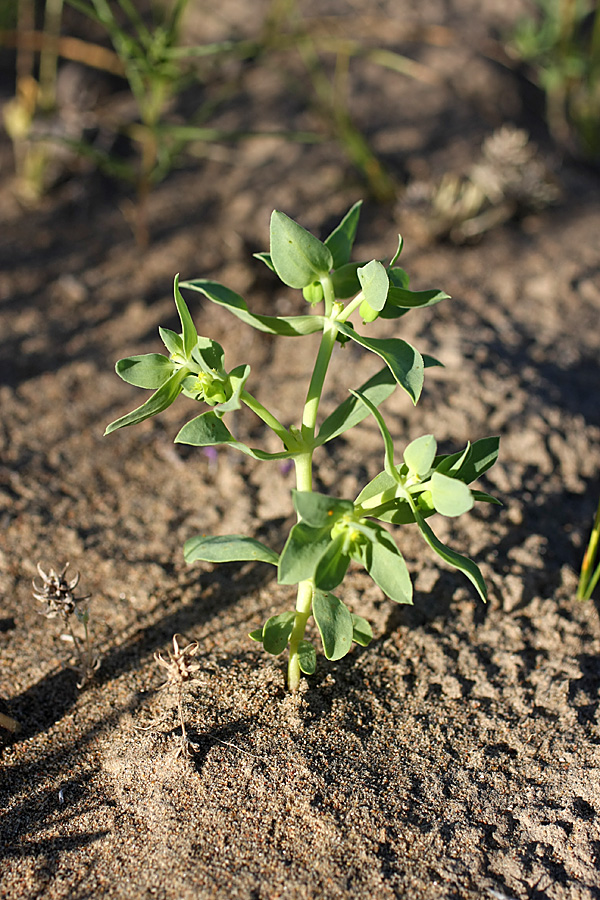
[249, 627, 264, 642]
[270, 210, 333, 288]
[404, 434, 437, 478]
[298, 640, 317, 674]
[317, 367, 397, 446]
[253, 251, 275, 272]
[324, 200, 362, 268]
[314, 534, 351, 591]
[175, 411, 296, 460]
[212, 364, 250, 415]
[159, 327, 183, 357]
[105, 369, 187, 434]
[115, 354, 175, 389]
[278, 522, 332, 585]
[435, 436, 500, 484]
[351, 614, 373, 647]
[330, 262, 363, 299]
[389, 235, 404, 267]
[174, 274, 197, 358]
[430, 472, 474, 517]
[349, 389, 399, 482]
[263, 611, 296, 655]
[312, 590, 354, 661]
[180, 280, 326, 336]
[184, 534, 279, 565]
[354, 525, 413, 605]
[336, 324, 424, 404]
[411, 504, 488, 602]
[292, 490, 353, 527]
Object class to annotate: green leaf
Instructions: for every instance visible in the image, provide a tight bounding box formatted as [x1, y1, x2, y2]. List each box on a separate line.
[180, 280, 326, 337]
[278, 522, 332, 585]
[314, 533, 351, 591]
[175, 411, 296, 460]
[354, 525, 413, 605]
[430, 472, 474, 517]
[174, 274, 197, 358]
[331, 262, 363, 299]
[105, 369, 187, 434]
[298, 640, 317, 674]
[358, 259, 389, 312]
[389, 235, 404, 267]
[324, 200, 362, 268]
[435, 436, 500, 484]
[191, 336, 225, 374]
[253, 251, 275, 272]
[387, 286, 450, 309]
[159, 327, 183, 357]
[263, 611, 296, 655]
[471, 490, 502, 506]
[351, 614, 373, 647]
[316, 367, 397, 446]
[115, 354, 175, 389]
[270, 210, 333, 289]
[312, 590, 354, 661]
[411, 504, 488, 602]
[349, 389, 399, 482]
[212, 364, 250, 415]
[292, 490, 353, 527]
[183, 534, 279, 565]
[336, 324, 424, 405]
[404, 434, 437, 478]
[249, 627, 264, 642]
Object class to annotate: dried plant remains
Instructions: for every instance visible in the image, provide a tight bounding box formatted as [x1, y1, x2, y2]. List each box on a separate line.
[33, 563, 98, 686]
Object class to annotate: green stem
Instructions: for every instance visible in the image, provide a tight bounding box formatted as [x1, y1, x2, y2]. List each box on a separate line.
[301, 317, 338, 441]
[577, 497, 600, 600]
[241, 389, 292, 447]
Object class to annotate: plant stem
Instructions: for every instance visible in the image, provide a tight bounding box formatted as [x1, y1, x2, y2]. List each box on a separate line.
[287, 303, 340, 689]
[577, 497, 600, 600]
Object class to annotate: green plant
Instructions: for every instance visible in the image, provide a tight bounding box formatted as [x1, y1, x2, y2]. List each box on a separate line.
[106, 202, 500, 690]
[577, 497, 600, 600]
[509, 0, 600, 161]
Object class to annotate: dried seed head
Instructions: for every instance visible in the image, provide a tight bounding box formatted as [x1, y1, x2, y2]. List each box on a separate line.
[32, 563, 89, 619]
[154, 634, 200, 688]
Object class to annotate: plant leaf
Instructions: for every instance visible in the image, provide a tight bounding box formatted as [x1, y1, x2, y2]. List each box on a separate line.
[389, 235, 404, 267]
[298, 640, 317, 674]
[336, 324, 424, 404]
[404, 434, 437, 478]
[175, 411, 296, 460]
[174, 274, 197, 358]
[253, 251, 275, 272]
[351, 614, 373, 647]
[263, 611, 296, 655]
[358, 259, 389, 312]
[278, 522, 332, 585]
[105, 369, 187, 434]
[411, 504, 488, 602]
[115, 353, 175, 389]
[312, 590, 354, 660]
[159, 327, 183, 357]
[349, 389, 399, 482]
[435, 436, 500, 484]
[330, 262, 363, 299]
[430, 472, 474, 517]
[314, 533, 351, 591]
[180, 279, 326, 336]
[354, 525, 413, 605]
[292, 490, 353, 527]
[184, 534, 279, 565]
[270, 210, 333, 288]
[316, 367, 397, 445]
[324, 200, 362, 268]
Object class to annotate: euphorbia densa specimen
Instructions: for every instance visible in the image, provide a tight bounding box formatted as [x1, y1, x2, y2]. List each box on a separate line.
[106, 202, 500, 690]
